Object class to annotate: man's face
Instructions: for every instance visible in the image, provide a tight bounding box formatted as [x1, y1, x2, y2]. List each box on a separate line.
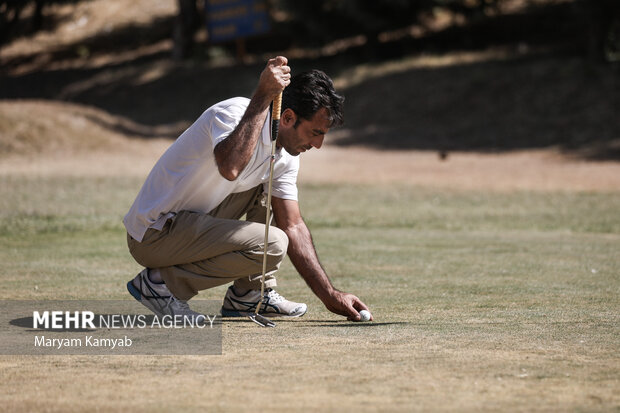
[277, 108, 331, 156]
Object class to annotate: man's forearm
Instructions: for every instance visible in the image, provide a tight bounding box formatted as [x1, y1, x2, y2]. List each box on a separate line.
[214, 56, 290, 181]
[271, 197, 370, 320]
[213, 91, 270, 181]
[283, 221, 336, 302]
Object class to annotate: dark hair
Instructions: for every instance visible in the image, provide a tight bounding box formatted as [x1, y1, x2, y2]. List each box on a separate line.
[282, 70, 344, 128]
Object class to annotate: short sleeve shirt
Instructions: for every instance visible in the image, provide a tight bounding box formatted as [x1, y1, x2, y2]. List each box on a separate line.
[123, 97, 299, 242]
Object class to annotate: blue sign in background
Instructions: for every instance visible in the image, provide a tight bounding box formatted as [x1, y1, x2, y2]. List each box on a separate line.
[205, 0, 271, 43]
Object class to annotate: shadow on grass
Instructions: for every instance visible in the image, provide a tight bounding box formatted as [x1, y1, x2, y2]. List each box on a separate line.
[221, 317, 408, 327]
[10, 316, 95, 332]
[300, 321, 409, 328]
[338, 55, 620, 161]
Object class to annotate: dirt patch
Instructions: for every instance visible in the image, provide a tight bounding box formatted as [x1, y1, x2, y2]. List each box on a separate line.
[0, 100, 618, 191]
[0, 100, 180, 157]
[2, 141, 619, 193]
[301, 145, 620, 191]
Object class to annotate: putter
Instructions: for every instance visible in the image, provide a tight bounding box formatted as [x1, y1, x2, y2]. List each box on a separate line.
[248, 92, 282, 328]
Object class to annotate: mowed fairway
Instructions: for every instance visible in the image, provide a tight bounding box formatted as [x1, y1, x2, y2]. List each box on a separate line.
[0, 148, 619, 412]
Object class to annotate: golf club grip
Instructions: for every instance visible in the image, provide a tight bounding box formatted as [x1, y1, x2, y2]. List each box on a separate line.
[271, 92, 282, 142]
[272, 92, 282, 121]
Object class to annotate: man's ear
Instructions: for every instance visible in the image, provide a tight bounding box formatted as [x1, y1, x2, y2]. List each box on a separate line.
[281, 108, 297, 127]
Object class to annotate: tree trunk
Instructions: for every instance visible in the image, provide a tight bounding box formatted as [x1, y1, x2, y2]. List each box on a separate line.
[172, 0, 199, 60]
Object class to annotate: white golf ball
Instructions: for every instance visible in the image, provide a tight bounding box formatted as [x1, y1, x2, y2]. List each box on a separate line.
[359, 310, 371, 322]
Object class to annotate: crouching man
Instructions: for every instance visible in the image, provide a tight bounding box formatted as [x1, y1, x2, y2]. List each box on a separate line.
[123, 56, 372, 322]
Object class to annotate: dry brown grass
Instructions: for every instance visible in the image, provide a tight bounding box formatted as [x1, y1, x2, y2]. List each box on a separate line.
[1, 321, 617, 412]
[0, 100, 178, 161]
[0, 100, 129, 155]
[299, 144, 620, 191]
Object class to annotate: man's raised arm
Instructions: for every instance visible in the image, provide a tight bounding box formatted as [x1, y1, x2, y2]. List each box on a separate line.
[214, 56, 291, 181]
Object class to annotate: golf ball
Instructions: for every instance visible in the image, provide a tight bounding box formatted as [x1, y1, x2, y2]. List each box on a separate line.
[359, 310, 371, 322]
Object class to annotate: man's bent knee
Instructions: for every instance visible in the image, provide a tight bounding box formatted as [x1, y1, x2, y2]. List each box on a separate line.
[268, 226, 288, 259]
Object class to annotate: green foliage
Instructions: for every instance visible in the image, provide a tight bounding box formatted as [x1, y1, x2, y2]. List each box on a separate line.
[299, 184, 620, 234]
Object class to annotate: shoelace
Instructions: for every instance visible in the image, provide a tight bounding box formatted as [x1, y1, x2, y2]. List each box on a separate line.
[265, 289, 285, 304]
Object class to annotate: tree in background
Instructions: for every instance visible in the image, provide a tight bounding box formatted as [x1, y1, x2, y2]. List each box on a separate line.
[273, 0, 502, 44]
[0, 0, 89, 43]
[1, 0, 618, 62]
[585, 0, 620, 62]
[0, 0, 44, 43]
[172, 0, 202, 60]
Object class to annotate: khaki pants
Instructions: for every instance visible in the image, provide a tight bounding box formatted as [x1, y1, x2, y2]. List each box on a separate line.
[127, 185, 288, 300]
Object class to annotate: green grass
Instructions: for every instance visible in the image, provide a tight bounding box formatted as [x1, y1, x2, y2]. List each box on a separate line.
[0, 174, 619, 411]
[300, 183, 620, 233]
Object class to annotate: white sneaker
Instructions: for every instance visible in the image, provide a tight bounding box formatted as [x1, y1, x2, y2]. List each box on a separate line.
[127, 269, 206, 324]
[220, 286, 307, 318]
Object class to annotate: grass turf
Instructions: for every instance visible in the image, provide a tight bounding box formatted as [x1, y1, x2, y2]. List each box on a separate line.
[0, 174, 618, 411]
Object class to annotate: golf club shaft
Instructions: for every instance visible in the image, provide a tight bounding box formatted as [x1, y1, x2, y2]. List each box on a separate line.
[255, 92, 282, 315]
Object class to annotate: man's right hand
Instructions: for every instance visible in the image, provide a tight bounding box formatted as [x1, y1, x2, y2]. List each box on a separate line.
[256, 56, 291, 101]
[323, 289, 373, 322]
[214, 56, 291, 181]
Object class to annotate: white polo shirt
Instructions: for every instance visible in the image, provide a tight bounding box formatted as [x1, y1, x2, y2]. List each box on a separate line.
[123, 97, 299, 242]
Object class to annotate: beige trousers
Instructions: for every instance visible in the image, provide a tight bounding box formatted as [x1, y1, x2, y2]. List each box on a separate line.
[127, 185, 288, 300]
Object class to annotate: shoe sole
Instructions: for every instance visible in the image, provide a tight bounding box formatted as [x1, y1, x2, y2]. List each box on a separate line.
[127, 280, 165, 318]
[220, 307, 307, 318]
